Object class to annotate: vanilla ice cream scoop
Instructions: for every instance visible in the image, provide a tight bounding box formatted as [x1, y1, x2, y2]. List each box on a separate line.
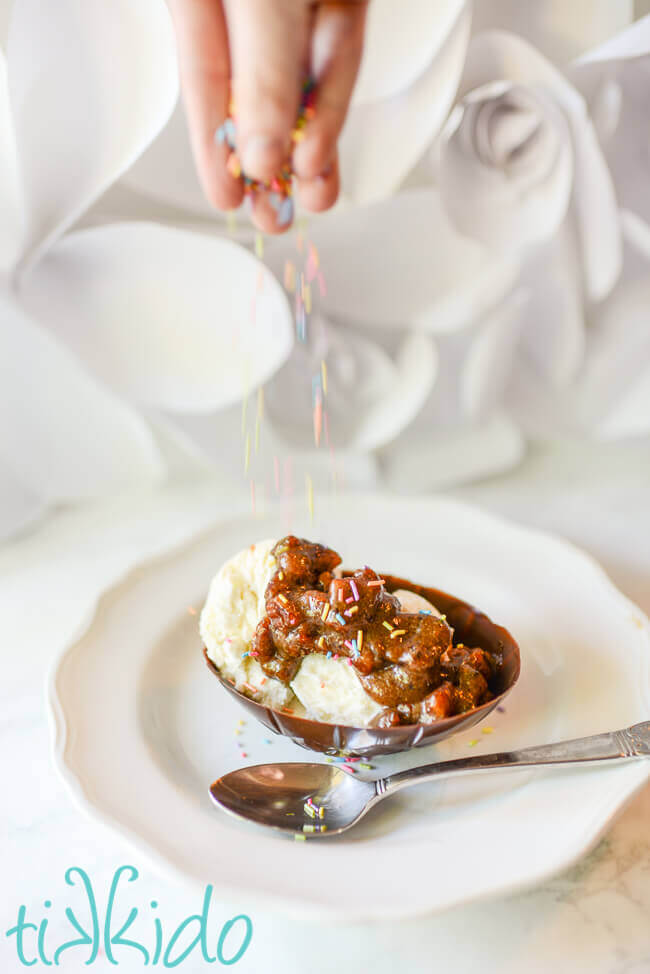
[200, 539, 295, 709]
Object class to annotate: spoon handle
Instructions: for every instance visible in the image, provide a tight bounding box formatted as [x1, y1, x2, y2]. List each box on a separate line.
[379, 721, 650, 796]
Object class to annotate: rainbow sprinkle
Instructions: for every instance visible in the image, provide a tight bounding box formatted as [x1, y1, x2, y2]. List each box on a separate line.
[215, 78, 316, 224]
[284, 260, 296, 292]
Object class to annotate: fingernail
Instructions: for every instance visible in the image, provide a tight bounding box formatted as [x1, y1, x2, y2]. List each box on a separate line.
[241, 135, 285, 180]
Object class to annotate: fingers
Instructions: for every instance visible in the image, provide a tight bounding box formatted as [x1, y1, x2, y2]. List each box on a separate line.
[168, 0, 243, 211]
[298, 152, 340, 213]
[292, 1, 368, 183]
[225, 0, 311, 183]
[170, 0, 366, 227]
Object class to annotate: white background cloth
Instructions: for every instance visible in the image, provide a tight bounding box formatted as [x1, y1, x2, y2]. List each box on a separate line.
[1, 439, 649, 973]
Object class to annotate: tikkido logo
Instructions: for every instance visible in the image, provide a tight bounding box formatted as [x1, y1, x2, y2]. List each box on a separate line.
[5, 866, 253, 967]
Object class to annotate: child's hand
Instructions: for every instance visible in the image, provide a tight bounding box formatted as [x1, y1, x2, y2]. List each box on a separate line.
[169, 0, 369, 233]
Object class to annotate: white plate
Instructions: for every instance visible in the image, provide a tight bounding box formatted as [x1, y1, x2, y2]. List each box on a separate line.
[48, 494, 650, 921]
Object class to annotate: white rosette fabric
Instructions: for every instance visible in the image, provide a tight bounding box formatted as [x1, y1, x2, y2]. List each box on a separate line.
[434, 23, 650, 443]
[439, 30, 622, 301]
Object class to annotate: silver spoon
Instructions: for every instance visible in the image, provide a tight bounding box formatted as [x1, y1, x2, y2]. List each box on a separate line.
[210, 721, 650, 838]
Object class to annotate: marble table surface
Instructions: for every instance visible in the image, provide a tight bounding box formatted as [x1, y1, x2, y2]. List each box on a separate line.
[1, 440, 649, 973]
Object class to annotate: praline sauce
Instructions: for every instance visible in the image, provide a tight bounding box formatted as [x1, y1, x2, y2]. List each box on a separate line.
[251, 536, 502, 726]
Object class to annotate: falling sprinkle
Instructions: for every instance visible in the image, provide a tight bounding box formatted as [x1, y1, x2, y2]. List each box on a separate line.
[241, 391, 248, 434]
[313, 392, 322, 447]
[284, 259, 296, 292]
[317, 270, 327, 296]
[255, 232, 264, 259]
[306, 243, 319, 281]
[303, 283, 312, 314]
[321, 359, 328, 395]
[244, 433, 251, 473]
[226, 210, 238, 233]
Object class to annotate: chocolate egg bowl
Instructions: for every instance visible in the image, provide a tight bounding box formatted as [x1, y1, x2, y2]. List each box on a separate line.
[203, 572, 520, 759]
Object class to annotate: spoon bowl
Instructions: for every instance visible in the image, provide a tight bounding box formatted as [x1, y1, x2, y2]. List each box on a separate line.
[204, 575, 521, 757]
[210, 763, 376, 836]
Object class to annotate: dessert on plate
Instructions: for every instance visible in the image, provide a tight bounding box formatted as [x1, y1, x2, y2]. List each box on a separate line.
[201, 535, 507, 728]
